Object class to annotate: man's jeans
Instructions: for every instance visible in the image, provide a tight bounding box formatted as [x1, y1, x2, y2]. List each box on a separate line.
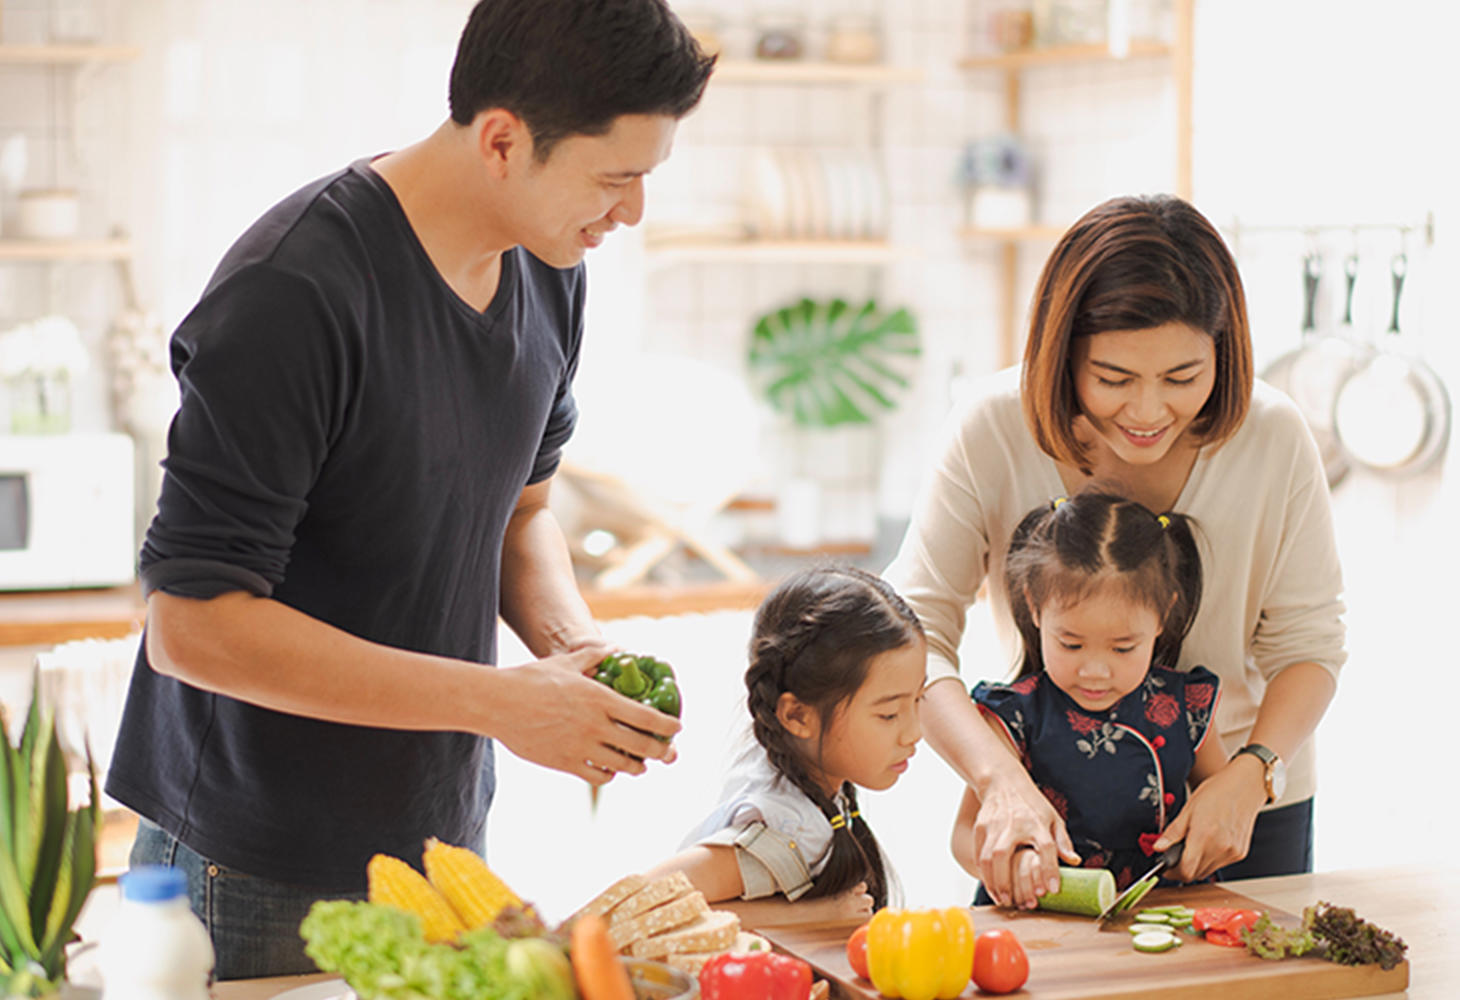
[129, 819, 366, 980]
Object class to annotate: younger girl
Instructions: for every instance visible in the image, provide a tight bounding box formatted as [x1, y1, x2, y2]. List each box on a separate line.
[954, 491, 1226, 907]
[646, 564, 925, 926]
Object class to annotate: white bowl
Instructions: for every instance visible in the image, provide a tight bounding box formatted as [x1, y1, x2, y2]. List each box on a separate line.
[17, 188, 81, 239]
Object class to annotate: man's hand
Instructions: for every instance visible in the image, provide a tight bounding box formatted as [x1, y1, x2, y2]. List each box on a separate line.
[489, 647, 681, 784]
[1155, 752, 1267, 881]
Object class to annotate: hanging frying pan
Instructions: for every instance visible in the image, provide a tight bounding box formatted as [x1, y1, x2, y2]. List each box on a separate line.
[1332, 253, 1451, 476]
[1262, 252, 1352, 487]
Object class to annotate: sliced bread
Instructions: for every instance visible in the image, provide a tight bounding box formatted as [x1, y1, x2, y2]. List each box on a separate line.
[610, 870, 694, 926]
[629, 910, 742, 959]
[570, 873, 649, 922]
[608, 889, 709, 951]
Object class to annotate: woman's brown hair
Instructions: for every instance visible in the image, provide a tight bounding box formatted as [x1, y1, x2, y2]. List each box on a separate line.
[1022, 195, 1254, 471]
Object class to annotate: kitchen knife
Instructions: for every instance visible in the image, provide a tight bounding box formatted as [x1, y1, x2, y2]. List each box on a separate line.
[1095, 841, 1185, 923]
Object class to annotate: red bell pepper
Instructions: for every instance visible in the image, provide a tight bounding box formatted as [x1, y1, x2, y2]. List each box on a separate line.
[699, 951, 812, 1000]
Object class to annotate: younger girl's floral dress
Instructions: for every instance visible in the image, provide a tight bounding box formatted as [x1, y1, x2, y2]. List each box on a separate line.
[973, 665, 1220, 889]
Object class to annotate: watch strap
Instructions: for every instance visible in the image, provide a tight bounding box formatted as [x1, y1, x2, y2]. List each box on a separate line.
[1233, 743, 1280, 803]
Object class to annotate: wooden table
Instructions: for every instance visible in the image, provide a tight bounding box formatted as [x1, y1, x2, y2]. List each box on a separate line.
[207, 865, 1453, 1000]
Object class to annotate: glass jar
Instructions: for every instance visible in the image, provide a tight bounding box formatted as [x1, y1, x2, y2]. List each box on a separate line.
[826, 15, 881, 64]
[754, 14, 806, 60]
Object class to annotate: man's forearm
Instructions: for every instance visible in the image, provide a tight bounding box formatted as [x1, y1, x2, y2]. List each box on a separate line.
[498, 496, 601, 658]
[145, 590, 502, 732]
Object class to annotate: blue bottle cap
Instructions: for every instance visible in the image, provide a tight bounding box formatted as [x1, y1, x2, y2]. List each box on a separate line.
[119, 865, 188, 902]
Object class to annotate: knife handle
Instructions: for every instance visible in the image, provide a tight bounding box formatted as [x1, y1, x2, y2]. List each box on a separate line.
[1157, 840, 1185, 872]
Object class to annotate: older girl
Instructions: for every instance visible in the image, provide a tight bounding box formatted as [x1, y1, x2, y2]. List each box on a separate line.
[645, 564, 924, 926]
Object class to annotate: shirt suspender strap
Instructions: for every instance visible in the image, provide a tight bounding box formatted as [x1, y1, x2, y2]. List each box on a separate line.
[732, 821, 815, 901]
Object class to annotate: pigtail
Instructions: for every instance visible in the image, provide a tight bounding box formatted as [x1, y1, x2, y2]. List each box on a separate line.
[743, 564, 913, 910]
[1005, 504, 1057, 680]
[1151, 510, 1203, 668]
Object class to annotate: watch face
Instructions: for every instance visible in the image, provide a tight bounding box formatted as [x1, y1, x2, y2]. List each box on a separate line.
[1270, 758, 1288, 800]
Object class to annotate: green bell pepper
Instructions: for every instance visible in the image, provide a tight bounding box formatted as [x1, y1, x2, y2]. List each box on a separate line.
[593, 653, 681, 719]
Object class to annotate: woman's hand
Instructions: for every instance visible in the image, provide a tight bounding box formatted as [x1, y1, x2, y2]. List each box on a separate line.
[1155, 752, 1268, 881]
[953, 782, 1080, 909]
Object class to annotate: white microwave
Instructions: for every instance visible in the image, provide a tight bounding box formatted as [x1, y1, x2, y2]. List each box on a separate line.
[0, 433, 136, 591]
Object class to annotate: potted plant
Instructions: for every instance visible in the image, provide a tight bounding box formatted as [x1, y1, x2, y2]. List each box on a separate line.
[746, 296, 920, 547]
[0, 674, 102, 999]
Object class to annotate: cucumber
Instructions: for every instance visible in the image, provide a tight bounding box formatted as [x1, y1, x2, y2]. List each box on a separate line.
[1036, 867, 1116, 917]
[1129, 923, 1172, 935]
[1134, 911, 1170, 924]
[1133, 930, 1180, 953]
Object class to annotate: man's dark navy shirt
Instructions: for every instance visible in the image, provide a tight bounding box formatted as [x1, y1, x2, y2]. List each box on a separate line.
[106, 160, 583, 887]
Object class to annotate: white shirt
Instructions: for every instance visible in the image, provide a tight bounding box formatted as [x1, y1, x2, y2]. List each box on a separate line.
[683, 741, 847, 878]
[884, 367, 1347, 806]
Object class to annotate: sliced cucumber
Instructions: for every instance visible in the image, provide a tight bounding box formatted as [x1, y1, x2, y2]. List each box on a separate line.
[1128, 923, 1172, 935]
[1134, 911, 1170, 923]
[1115, 875, 1158, 912]
[1132, 930, 1180, 953]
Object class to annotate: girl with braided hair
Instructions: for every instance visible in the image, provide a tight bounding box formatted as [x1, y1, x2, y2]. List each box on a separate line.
[957, 490, 1227, 906]
[643, 563, 924, 926]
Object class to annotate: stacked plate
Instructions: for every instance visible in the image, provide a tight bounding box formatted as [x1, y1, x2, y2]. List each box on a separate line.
[746, 148, 889, 240]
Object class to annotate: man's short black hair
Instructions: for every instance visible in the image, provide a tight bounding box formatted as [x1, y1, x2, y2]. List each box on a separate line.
[449, 0, 716, 160]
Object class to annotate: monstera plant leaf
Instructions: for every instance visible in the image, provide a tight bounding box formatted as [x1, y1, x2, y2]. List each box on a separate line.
[747, 297, 920, 428]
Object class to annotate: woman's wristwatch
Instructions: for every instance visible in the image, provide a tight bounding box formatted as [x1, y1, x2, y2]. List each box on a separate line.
[1233, 743, 1287, 804]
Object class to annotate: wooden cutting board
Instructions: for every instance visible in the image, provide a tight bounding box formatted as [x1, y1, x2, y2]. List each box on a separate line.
[761, 882, 1409, 1000]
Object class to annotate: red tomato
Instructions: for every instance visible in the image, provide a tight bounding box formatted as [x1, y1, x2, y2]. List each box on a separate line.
[1205, 929, 1246, 948]
[1219, 910, 1262, 935]
[972, 928, 1029, 995]
[846, 923, 870, 980]
[1191, 907, 1239, 932]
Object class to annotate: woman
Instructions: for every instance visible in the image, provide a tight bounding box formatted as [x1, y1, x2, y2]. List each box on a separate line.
[885, 194, 1345, 908]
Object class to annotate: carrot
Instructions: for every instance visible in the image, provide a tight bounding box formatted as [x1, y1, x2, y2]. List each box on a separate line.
[570, 912, 635, 1000]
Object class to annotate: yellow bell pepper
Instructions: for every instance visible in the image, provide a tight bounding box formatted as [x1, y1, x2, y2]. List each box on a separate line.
[866, 906, 976, 1000]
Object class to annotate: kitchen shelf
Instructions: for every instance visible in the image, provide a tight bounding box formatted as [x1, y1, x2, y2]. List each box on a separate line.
[957, 1, 1193, 365]
[0, 237, 133, 261]
[645, 233, 904, 265]
[957, 39, 1172, 72]
[958, 224, 1069, 242]
[0, 44, 140, 64]
[712, 59, 924, 86]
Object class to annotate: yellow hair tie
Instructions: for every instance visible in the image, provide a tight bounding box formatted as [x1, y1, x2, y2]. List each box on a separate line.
[1052, 496, 1068, 509]
[830, 814, 846, 830]
[1157, 514, 1170, 529]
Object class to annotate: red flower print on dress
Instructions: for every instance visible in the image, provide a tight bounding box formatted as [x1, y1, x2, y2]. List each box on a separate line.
[1083, 852, 1108, 871]
[1185, 683, 1214, 711]
[1011, 674, 1040, 695]
[1066, 709, 1099, 734]
[1040, 785, 1069, 820]
[1145, 692, 1181, 729]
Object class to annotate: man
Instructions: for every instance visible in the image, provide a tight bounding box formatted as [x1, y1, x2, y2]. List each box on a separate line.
[105, 0, 714, 978]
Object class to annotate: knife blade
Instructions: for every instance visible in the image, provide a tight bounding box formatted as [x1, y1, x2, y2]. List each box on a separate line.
[1094, 841, 1185, 923]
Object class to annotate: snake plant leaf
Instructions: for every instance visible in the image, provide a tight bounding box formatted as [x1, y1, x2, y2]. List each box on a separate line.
[0, 709, 15, 870]
[27, 722, 69, 939]
[39, 745, 99, 974]
[748, 297, 921, 428]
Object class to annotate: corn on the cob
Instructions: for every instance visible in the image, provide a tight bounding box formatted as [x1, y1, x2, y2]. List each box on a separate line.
[422, 836, 522, 929]
[366, 853, 467, 944]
